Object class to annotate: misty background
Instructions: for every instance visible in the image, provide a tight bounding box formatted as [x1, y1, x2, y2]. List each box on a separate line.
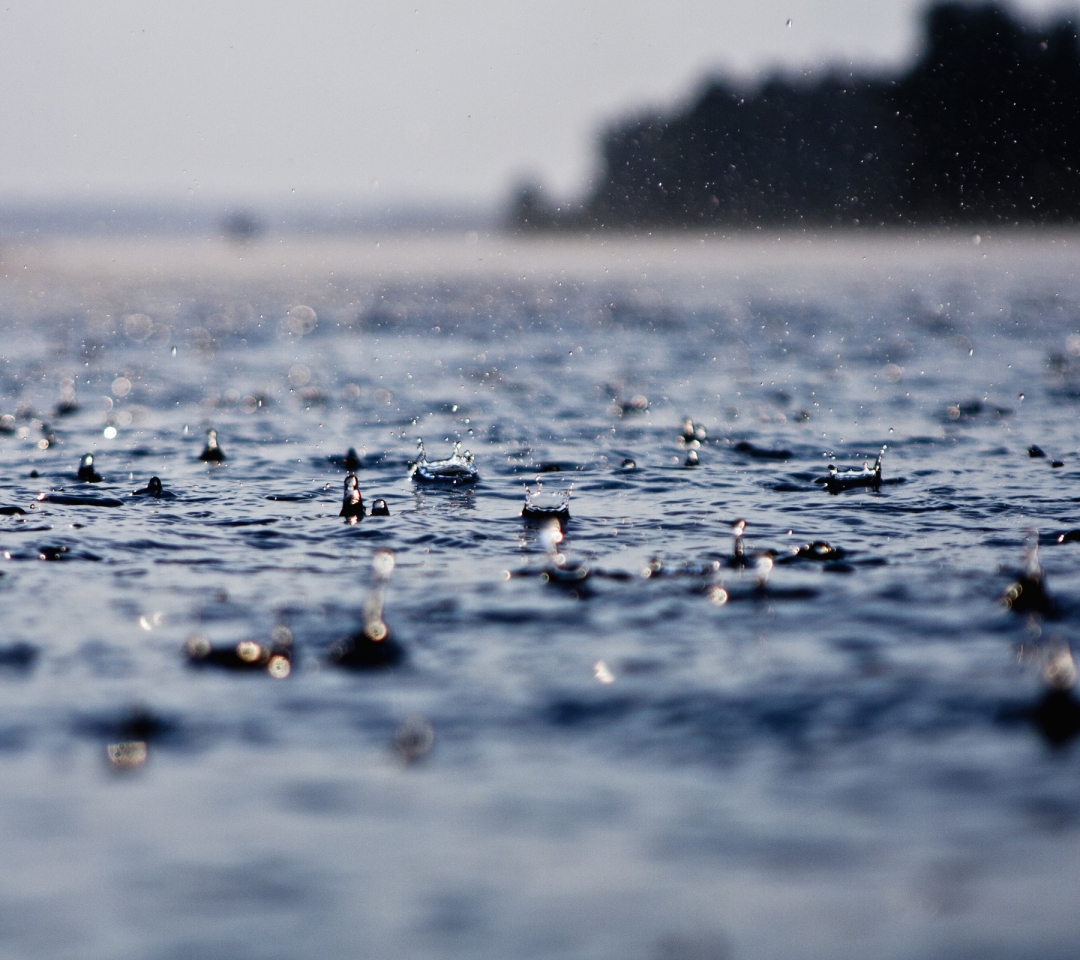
[0, 0, 1075, 233]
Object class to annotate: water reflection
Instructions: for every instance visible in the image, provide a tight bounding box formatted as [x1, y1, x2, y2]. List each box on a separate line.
[1001, 530, 1056, 617]
[1033, 643, 1080, 747]
[537, 520, 590, 596]
[328, 550, 404, 669]
[185, 630, 292, 678]
[393, 715, 435, 763]
[413, 484, 477, 513]
[328, 447, 362, 471]
[728, 519, 748, 568]
[0, 642, 39, 672]
[732, 440, 791, 461]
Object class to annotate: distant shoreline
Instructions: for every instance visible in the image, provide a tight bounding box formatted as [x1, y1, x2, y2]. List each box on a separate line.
[510, 2, 1080, 232]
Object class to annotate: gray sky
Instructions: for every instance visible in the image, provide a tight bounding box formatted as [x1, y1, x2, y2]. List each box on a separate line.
[0, 1, 1074, 208]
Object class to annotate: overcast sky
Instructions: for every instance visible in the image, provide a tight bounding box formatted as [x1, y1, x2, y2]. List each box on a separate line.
[0, 1, 1074, 208]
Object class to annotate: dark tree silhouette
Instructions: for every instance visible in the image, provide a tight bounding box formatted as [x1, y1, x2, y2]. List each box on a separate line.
[511, 3, 1080, 229]
[893, 3, 1080, 222]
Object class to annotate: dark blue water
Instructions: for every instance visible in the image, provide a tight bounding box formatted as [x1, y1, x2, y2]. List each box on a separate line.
[2, 231, 1080, 960]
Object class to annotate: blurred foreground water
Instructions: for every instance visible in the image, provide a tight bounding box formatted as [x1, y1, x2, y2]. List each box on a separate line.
[2, 230, 1080, 959]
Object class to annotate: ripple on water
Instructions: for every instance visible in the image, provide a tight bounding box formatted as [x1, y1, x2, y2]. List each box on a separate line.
[1, 236, 1080, 956]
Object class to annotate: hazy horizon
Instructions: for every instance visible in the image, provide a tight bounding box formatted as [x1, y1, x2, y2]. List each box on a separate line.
[2, 0, 1077, 213]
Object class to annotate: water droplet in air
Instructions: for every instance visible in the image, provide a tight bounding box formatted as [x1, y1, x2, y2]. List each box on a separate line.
[124, 314, 153, 341]
[283, 305, 317, 336]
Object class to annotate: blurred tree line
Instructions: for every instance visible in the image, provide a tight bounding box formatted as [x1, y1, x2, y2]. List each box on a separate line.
[510, 2, 1080, 228]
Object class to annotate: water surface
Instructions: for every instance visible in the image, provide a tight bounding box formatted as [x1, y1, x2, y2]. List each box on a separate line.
[1, 231, 1079, 959]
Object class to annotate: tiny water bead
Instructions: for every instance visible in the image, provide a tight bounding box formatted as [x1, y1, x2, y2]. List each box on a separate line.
[199, 428, 226, 462]
[340, 474, 365, 519]
[680, 417, 708, 443]
[131, 477, 172, 499]
[77, 453, 102, 483]
[792, 541, 846, 562]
